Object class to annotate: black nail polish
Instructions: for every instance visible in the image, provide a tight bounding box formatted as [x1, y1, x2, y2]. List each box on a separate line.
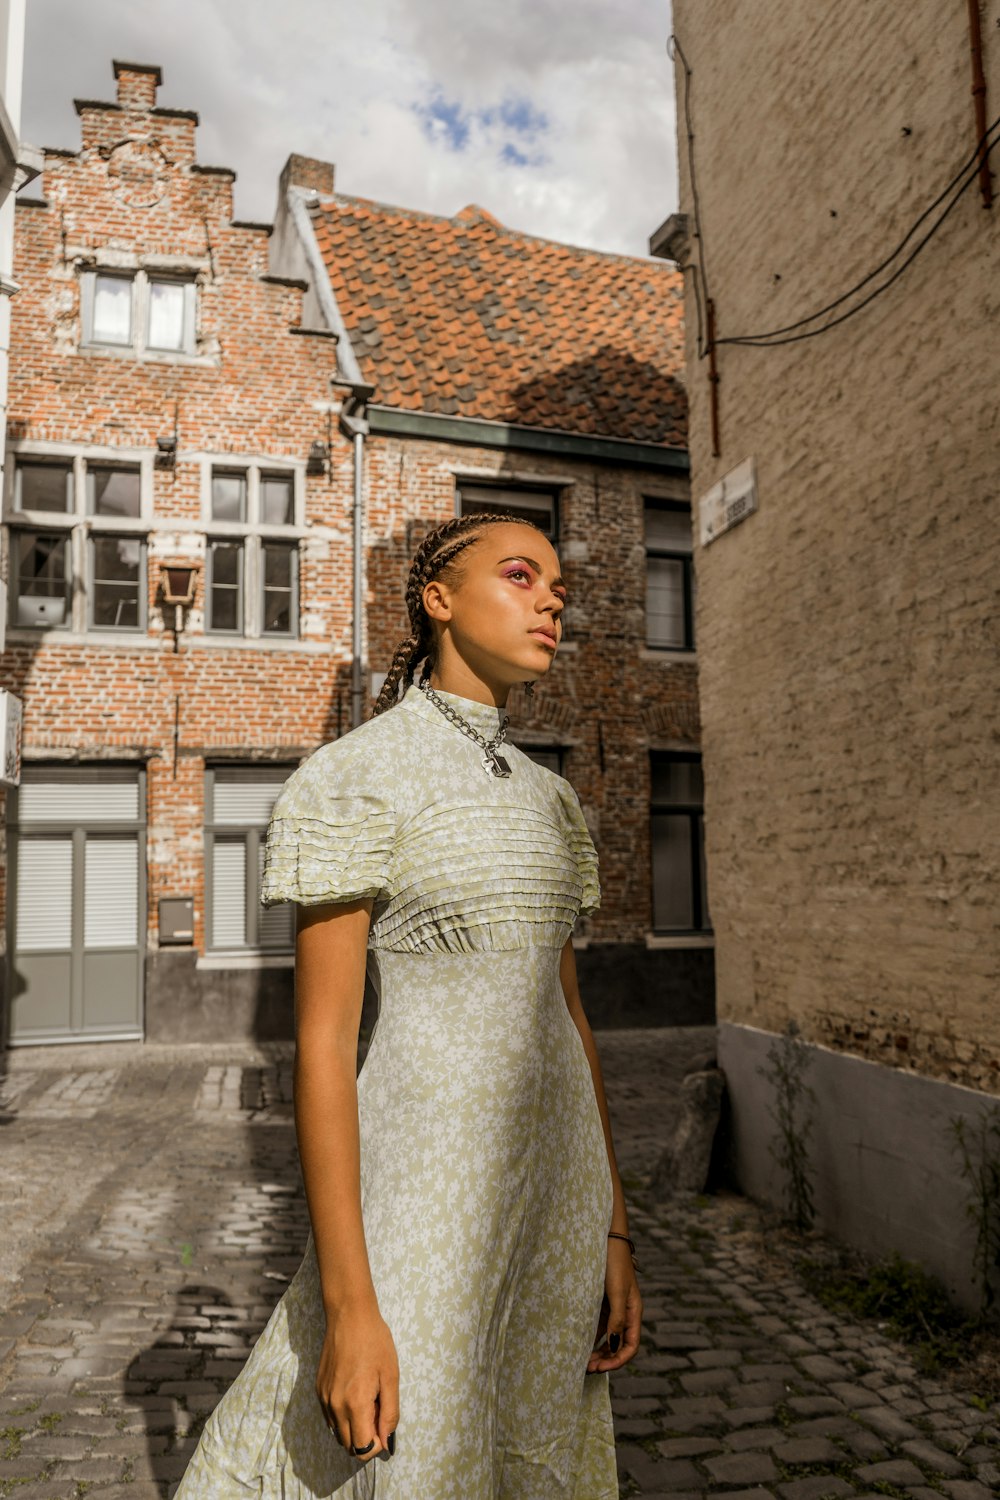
[387, 1431, 396, 1457]
[609, 1333, 621, 1353]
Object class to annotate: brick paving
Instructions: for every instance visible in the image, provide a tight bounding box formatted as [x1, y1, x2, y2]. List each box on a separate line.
[0, 1031, 997, 1500]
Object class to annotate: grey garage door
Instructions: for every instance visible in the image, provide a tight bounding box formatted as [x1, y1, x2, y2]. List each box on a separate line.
[7, 766, 145, 1044]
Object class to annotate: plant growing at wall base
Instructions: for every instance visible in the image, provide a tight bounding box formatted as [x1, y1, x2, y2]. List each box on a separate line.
[759, 1021, 817, 1232]
[951, 1105, 1000, 1317]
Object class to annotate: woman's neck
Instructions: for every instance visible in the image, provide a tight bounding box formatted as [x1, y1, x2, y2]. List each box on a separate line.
[427, 663, 509, 709]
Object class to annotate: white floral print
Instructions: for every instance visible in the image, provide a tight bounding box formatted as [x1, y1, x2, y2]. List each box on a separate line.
[174, 684, 617, 1499]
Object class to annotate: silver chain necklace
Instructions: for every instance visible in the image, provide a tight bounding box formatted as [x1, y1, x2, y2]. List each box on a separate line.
[418, 680, 513, 779]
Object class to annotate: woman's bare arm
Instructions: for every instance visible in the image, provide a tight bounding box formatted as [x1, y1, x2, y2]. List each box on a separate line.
[294, 900, 398, 1459]
[560, 935, 642, 1372]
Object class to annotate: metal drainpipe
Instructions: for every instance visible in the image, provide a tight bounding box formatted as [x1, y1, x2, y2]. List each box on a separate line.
[338, 387, 372, 730]
[351, 425, 365, 729]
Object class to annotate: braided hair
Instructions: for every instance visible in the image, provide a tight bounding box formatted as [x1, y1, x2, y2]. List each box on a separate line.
[372, 511, 545, 717]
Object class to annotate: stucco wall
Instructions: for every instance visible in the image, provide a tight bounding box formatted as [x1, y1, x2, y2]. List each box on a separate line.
[671, 0, 1000, 1090]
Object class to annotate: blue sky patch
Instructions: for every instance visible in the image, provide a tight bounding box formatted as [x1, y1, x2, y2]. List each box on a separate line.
[414, 90, 549, 167]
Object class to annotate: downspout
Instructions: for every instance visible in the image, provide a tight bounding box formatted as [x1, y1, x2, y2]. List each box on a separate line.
[339, 389, 372, 729]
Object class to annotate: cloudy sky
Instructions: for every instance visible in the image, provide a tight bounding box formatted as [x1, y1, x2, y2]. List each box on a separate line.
[22, 0, 678, 258]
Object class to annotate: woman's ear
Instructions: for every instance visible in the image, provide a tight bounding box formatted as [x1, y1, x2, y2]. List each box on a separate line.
[422, 578, 453, 623]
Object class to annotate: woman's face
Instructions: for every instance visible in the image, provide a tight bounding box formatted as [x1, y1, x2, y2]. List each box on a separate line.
[423, 522, 568, 692]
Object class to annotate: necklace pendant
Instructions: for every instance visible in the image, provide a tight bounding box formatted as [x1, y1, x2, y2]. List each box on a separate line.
[483, 749, 512, 779]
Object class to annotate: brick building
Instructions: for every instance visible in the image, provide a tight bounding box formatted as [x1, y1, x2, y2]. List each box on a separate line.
[663, 2, 1000, 1301]
[1, 60, 705, 1049]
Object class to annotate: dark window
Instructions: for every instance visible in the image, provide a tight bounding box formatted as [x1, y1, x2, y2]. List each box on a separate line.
[207, 541, 243, 632]
[13, 532, 71, 628]
[87, 466, 141, 518]
[520, 745, 564, 776]
[211, 471, 247, 523]
[650, 751, 710, 933]
[645, 500, 695, 650]
[91, 535, 144, 630]
[458, 483, 558, 541]
[16, 462, 72, 514]
[261, 543, 297, 635]
[261, 474, 294, 525]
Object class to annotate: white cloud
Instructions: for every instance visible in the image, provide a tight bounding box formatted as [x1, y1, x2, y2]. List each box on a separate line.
[22, 0, 678, 255]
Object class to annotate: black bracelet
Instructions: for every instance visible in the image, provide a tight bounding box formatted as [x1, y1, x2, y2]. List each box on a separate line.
[608, 1230, 639, 1268]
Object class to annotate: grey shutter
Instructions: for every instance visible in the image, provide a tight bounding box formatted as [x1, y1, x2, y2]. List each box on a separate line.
[16, 838, 73, 951]
[19, 774, 139, 823]
[84, 838, 139, 948]
[213, 776, 288, 825]
[258, 841, 294, 949]
[212, 838, 247, 948]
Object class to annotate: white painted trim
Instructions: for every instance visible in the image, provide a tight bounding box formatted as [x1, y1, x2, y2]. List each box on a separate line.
[640, 647, 697, 664]
[287, 186, 365, 386]
[196, 953, 294, 970]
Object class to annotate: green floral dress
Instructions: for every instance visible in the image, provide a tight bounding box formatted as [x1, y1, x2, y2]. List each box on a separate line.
[174, 684, 618, 1499]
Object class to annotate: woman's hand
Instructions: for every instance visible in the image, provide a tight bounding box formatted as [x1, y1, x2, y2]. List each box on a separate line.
[317, 1302, 399, 1461]
[587, 1238, 642, 1373]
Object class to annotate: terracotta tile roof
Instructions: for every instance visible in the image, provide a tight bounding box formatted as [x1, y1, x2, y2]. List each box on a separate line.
[309, 195, 686, 449]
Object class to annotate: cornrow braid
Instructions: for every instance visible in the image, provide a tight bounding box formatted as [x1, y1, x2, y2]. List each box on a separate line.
[372, 511, 545, 717]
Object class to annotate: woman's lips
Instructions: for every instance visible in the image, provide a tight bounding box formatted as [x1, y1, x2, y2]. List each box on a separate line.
[530, 628, 558, 648]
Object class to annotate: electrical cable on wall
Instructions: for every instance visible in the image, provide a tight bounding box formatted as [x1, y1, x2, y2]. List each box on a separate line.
[669, 34, 1000, 355]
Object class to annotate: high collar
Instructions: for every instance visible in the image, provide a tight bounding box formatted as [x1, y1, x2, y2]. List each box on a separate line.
[401, 681, 507, 738]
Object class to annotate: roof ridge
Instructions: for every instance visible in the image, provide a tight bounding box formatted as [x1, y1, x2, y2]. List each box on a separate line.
[320, 190, 681, 270]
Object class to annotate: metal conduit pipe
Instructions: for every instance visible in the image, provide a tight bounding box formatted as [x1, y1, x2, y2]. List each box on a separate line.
[338, 387, 373, 729]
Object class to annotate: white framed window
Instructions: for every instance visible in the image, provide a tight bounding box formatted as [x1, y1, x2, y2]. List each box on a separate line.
[5, 450, 152, 634]
[457, 482, 559, 541]
[205, 766, 296, 953]
[81, 269, 198, 357]
[203, 462, 301, 638]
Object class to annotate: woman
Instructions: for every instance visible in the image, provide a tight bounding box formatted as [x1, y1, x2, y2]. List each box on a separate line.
[175, 512, 641, 1499]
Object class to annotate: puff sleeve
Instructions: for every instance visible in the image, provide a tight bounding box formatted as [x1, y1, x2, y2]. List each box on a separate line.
[556, 779, 601, 919]
[260, 745, 396, 908]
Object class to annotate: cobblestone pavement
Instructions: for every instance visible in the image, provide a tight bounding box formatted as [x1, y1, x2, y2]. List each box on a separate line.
[0, 1031, 997, 1500]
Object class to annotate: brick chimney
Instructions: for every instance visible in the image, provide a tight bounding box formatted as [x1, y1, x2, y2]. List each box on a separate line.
[113, 60, 162, 112]
[279, 154, 335, 199]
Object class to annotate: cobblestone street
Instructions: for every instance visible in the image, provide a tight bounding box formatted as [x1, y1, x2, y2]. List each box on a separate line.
[0, 1032, 997, 1500]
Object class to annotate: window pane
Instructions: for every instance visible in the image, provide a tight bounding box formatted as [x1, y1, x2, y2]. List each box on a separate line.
[18, 462, 71, 513]
[646, 556, 686, 648]
[211, 472, 246, 522]
[92, 536, 143, 630]
[698, 814, 711, 928]
[262, 544, 295, 635]
[209, 541, 243, 631]
[16, 533, 70, 626]
[459, 485, 557, 540]
[88, 466, 140, 518]
[261, 475, 294, 525]
[521, 747, 563, 775]
[652, 813, 695, 929]
[651, 756, 704, 805]
[148, 280, 186, 350]
[92, 274, 133, 344]
[645, 504, 692, 552]
[212, 838, 247, 947]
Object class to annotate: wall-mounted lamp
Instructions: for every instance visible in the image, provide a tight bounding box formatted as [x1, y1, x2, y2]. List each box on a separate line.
[160, 563, 197, 650]
[155, 434, 177, 470]
[306, 439, 329, 476]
